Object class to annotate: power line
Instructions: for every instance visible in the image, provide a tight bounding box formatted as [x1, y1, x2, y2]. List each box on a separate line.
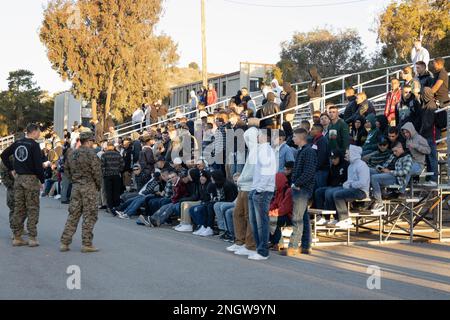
[221, 0, 372, 8]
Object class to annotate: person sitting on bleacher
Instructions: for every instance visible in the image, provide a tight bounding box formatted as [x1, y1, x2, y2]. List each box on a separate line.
[401, 122, 431, 183]
[370, 142, 413, 211]
[327, 145, 370, 229]
[364, 137, 392, 175]
[313, 149, 349, 226]
[362, 114, 381, 157]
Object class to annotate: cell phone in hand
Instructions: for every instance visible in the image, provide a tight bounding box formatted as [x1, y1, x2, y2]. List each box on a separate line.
[376, 165, 383, 172]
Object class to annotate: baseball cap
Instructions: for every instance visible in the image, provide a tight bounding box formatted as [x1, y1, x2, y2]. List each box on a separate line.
[173, 157, 183, 165]
[199, 111, 209, 118]
[132, 164, 141, 170]
[378, 137, 389, 145]
[330, 149, 342, 159]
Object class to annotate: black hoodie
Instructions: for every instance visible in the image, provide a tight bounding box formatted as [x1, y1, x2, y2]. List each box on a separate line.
[343, 95, 358, 124]
[328, 150, 349, 187]
[419, 87, 437, 139]
[396, 93, 421, 130]
[208, 170, 238, 202]
[179, 168, 201, 202]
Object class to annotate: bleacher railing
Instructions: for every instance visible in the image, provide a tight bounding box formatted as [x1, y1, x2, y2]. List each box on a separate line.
[109, 55, 450, 140]
[0, 135, 15, 154]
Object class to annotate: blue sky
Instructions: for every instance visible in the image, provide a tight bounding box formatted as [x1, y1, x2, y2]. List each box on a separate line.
[0, 0, 392, 94]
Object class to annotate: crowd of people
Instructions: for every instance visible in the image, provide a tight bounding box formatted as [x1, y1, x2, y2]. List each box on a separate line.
[1, 49, 449, 259]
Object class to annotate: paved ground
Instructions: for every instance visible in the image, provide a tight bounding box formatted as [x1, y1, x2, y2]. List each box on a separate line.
[0, 187, 449, 300]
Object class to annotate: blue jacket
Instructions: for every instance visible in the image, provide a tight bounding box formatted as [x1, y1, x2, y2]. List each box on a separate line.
[277, 142, 295, 172]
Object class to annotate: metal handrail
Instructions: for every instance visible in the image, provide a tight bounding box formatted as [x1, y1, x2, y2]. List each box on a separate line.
[260, 69, 400, 123]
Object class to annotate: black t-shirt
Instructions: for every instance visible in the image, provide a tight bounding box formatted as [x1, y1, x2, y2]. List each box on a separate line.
[434, 68, 449, 104]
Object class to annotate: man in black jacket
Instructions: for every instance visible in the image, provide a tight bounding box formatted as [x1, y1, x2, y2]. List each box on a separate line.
[421, 87, 439, 183]
[343, 87, 358, 124]
[282, 128, 317, 257]
[122, 138, 133, 188]
[175, 168, 202, 232]
[313, 149, 349, 225]
[101, 141, 125, 214]
[1, 123, 45, 247]
[310, 124, 329, 189]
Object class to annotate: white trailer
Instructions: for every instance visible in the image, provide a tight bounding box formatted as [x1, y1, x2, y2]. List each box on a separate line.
[53, 91, 91, 138]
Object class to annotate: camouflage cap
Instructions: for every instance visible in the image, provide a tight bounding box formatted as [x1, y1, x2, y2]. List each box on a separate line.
[79, 130, 94, 141]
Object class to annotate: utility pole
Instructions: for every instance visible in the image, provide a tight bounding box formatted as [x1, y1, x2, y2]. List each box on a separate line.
[201, 0, 208, 88]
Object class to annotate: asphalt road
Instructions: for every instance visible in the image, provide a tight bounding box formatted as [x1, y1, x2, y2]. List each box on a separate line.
[0, 187, 449, 300]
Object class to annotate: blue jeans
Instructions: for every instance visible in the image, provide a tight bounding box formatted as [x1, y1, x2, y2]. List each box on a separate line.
[146, 197, 171, 216]
[214, 202, 235, 231]
[425, 138, 438, 182]
[190, 204, 208, 227]
[224, 207, 235, 237]
[331, 187, 366, 221]
[248, 190, 273, 257]
[314, 170, 328, 190]
[44, 179, 56, 195]
[314, 186, 341, 210]
[371, 173, 397, 201]
[125, 195, 157, 217]
[289, 189, 312, 250]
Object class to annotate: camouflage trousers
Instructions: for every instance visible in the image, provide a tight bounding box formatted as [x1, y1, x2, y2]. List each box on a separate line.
[12, 175, 40, 238]
[61, 184, 99, 247]
[6, 186, 14, 230]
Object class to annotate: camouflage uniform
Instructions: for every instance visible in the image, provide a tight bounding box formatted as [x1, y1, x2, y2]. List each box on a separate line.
[0, 161, 15, 229]
[13, 175, 41, 238]
[60, 139, 102, 247]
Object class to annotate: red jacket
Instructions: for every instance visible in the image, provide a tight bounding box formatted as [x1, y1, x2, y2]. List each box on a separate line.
[384, 89, 401, 124]
[269, 173, 293, 219]
[207, 89, 218, 106]
[171, 179, 188, 204]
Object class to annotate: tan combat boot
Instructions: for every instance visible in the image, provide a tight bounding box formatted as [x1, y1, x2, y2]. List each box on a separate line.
[60, 244, 70, 252]
[28, 237, 40, 247]
[12, 236, 29, 247]
[81, 246, 99, 253]
[280, 247, 299, 257]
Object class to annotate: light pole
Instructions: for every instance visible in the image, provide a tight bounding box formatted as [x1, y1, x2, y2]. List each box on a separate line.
[201, 0, 208, 88]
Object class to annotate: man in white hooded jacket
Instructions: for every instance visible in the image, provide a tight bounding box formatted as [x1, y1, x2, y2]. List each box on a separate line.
[226, 118, 259, 256]
[325, 145, 370, 229]
[271, 79, 283, 105]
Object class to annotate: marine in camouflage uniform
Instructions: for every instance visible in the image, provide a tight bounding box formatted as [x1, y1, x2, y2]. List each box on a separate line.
[1, 125, 45, 247]
[0, 160, 15, 230]
[60, 131, 102, 253]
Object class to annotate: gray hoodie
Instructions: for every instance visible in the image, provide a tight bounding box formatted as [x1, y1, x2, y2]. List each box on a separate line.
[343, 145, 370, 196]
[401, 122, 430, 166]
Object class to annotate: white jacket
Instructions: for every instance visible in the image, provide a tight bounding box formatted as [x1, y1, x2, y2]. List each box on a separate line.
[343, 145, 370, 196]
[237, 126, 259, 191]
[411, 46, 430, 71]
[252, 142, 276, 193]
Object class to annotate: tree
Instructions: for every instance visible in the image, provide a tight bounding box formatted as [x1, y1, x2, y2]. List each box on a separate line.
[376, 0, 450, 63]
[188, 62, 200, 70]
[278, 28, 369, 83]
[40, 0, 179, 128]
[0, 70, 53, 135]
